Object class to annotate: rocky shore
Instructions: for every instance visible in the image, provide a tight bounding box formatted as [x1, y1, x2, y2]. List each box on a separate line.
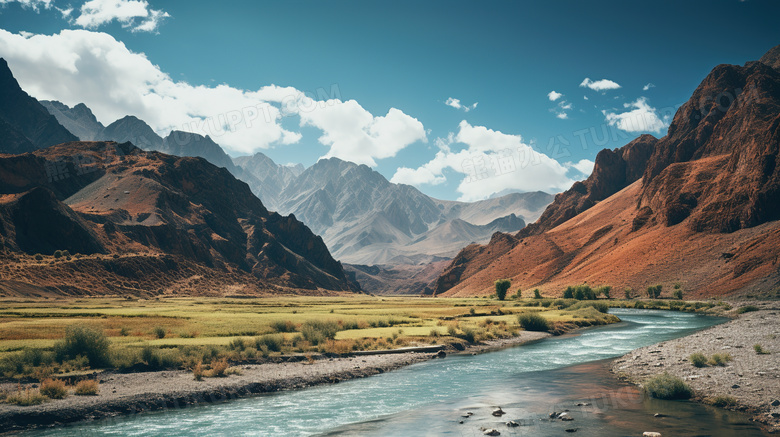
[612, 301, 780, 433]
[0, 331, 550, 433]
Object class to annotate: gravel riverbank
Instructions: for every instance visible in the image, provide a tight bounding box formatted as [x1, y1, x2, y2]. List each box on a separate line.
[612, 302, 780, 433]
[0, 331, 550, 433]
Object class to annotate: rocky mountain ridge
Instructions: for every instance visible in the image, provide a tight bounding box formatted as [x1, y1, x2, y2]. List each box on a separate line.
[433, 44, 780, 298]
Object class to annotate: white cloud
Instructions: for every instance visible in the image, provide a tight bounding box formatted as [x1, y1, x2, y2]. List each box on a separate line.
[580, 77, 622, 91]
[56, 6, 73, 18]
[642, 83, 655, 91]
[566, 159, 595, 176]
[74, 0, 170, 33]
[391, 121, 575, 201]
[445, 97, 478, 112]
[551, 99, 573, 119]
[547, 90, 563, 101]
[0, 0, 52, 10]
[0, 29, 426, 162]
[603, 97, 670, 134]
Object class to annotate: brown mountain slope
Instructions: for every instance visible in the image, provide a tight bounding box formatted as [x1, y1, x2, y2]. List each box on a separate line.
[0, 141, 359, 296]
[434, 46, 780, 298]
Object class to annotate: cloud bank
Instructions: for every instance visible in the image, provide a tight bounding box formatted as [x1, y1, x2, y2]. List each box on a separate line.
[391, 121, 580, 201]
[0, 29, 427, 165]
[603, 97, 669, 133]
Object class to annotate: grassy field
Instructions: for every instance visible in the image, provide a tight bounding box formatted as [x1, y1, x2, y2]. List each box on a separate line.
[0, 295, 726, 382]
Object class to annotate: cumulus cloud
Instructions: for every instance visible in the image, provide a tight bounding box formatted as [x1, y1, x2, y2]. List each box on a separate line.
[445, 97, 478, 112]
[566, 159, 595, 176]
[642, 83, 655, 91]
[74, 0, 170, 33]
[580, 77, 622, 91]
[391, 121, 576, 201]
[547, 90, 563, 101]
[603, 97, 670, 134]
[550, 98, 572, 119]
[0, 29, 426, 162]
[0, 0, 52, 10]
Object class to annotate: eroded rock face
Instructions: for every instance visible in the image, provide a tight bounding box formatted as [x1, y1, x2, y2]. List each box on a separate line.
[0, 141, 359, 294]
[0, 58, 77, 153]
[521, 134, 657, 238]
[433, 44, 780, 297]
[640, 58, 780, 232]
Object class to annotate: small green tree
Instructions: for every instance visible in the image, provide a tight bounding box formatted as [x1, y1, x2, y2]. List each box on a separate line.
[673, 289, 683, 300]
[563, 286, 574, 299]
[533, 289, 542, 299]
[624, 288, 633, 299]
[598, 286, 612, 299]
[647, 285, 663, 299]
[494, 279, 511, 301]
[513, 288, 522, 299]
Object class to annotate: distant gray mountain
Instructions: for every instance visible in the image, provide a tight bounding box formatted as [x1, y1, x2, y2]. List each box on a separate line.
[40, 100, 104, 141]
[233, 153, 304, 211]
[40, 101, 237, 173]
[235, 155, 553, 265]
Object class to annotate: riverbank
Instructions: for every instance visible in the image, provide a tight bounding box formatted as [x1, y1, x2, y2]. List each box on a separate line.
[612, 301, 780, 433]
[0, 331, 550, 433]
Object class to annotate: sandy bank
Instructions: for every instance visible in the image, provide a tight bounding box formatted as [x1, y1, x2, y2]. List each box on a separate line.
[611, 301, 780, 433]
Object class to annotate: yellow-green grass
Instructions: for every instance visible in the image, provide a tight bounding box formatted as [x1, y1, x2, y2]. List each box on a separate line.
[0, 295, 625, 380]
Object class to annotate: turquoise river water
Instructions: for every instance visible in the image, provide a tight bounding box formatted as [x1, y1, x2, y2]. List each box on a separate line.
[29, 309, 768, 436]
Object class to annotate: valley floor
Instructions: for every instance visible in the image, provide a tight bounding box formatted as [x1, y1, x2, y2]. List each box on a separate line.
[612, 301, 780, 432]
[0, 332, 549, 433]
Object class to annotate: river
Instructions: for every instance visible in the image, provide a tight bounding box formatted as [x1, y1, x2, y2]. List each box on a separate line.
[30, 309, 768, 436]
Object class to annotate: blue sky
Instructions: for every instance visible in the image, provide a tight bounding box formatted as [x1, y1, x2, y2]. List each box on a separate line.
[1, 0, 779, 201]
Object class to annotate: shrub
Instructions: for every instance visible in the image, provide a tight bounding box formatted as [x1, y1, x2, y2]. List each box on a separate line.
[54, 325, 111, 368]
[152, 326, 166, 339]
[34, 254, 43, 261]
[624, 288, 633, 299]
[514, 289, 523, 299]
[568, 301, 609, 314]
[40, 378, 68, 399]
[533, 289, 542, 299]
[643, 372, 692, 400]
[460, 327, 477, 344]
[673, 289, 683, 300]
[119, 327, 131, 337]
[737, 305, 759, 314]
[193, 361, 204, 381]
[300, 320, 339, 345]
[597, 286, 611, 299]
[647, 285, 663, 299]
[708, 353, 732, 366]
[206, 358, 229, 377]
[270, 320, 297, 333]
[6, 388, 47, 406]
[634, 301, 645, 309]
[518, 313, 550, 332]
[563, 286, 574, 299]
[689, 352, 707, 368]
[54, 250, 63, 259]
[494, 279, 511, 301]
[74, 380, 99, 396]
[707, 395, 738, 408]
[754, 344, 770, 355]
[255, 334, 283, 352]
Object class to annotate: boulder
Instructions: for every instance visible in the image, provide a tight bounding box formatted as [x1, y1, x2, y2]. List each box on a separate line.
[491, 407, 506, 417]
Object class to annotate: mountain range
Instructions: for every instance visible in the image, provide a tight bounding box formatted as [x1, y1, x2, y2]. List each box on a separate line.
[433, 44, 780, 299]
[39, 95, 553, 276]
[0, 59, 357, 296]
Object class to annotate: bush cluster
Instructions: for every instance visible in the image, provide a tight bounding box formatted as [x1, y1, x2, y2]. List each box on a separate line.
[643, 372, 692, 400]
[517, 313, 550, 332]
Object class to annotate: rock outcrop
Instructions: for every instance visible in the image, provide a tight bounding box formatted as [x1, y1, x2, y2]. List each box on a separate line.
[0, 58, 77, 153]
[0, 141, 359, 295]
[433, 44, 780, 298]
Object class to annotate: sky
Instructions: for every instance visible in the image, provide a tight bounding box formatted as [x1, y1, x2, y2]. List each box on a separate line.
[0, 1, 779, 202]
